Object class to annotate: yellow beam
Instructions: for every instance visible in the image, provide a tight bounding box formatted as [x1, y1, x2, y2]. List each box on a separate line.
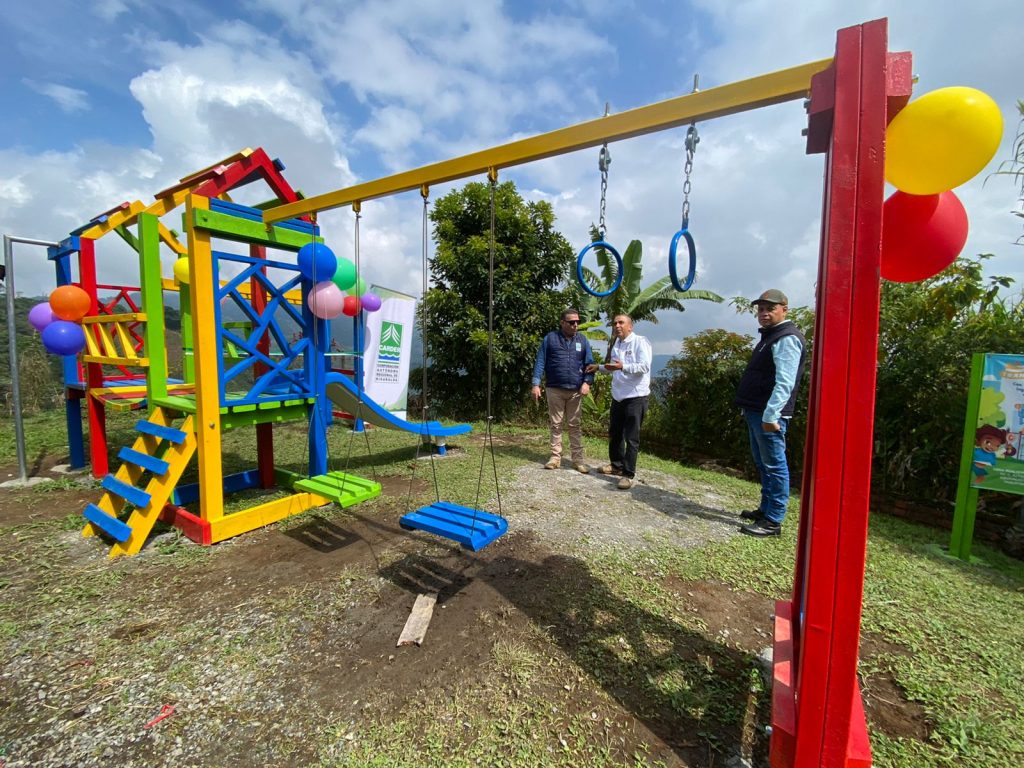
[186, 194, 226, 523]
[264, 58, 831, 224]
[208, 492, 331, 543]
[81, 312, 146, 324]
[81, 189, 193, 239]
[82, 355, 149, 367]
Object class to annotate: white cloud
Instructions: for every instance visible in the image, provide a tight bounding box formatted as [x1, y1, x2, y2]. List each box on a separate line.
[92, 0, 129, 22]
[247, 0, 611, 158]
[23, 80, 90, 113]
[3, 0, 1023, 362]
[0, 177, 32, 207]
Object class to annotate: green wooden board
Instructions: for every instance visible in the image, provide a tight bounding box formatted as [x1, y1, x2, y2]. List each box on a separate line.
[294, 471, 381, 507]
[191, 208, 321, 250]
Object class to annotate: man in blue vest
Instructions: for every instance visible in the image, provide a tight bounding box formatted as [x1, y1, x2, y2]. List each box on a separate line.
[532, 309, 596, 472]
[734, 289, 807, 537]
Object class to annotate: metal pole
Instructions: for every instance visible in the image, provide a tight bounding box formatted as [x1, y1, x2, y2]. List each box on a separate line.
[3, 234, 60, 483]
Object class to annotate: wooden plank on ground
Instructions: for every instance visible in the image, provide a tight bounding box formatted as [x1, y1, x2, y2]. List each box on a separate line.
[397, 593, 438, 647]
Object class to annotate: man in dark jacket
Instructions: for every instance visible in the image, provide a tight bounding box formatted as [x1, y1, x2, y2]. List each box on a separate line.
[532, 309, 595, 472]
[734, 289, 807, 536]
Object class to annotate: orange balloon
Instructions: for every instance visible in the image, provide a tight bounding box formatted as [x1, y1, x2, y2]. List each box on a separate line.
[49, 285, 91, 322]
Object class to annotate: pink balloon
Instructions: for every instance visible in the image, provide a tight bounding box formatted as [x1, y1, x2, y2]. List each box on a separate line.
[361, 292, 382, 312]
[307, 281, 345, 319]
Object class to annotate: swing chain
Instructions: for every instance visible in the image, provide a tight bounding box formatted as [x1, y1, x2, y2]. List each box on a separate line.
[598, 143, 611, 239]
[681, 126, 698, 230]
[681, 75, 700, 231]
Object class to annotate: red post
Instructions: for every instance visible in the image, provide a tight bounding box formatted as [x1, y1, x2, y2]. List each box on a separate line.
[79, 237, 108, 478]
[771, 18, 912, 767]
[250, 244, 276, 488]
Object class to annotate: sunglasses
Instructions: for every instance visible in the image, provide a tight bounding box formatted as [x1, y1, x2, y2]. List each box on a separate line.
[563, 319, 580, 325]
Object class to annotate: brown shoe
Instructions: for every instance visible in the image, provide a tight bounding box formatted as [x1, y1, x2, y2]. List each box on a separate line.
[544, 457, 560, 470]
[598, 465, 623, 476]
[617, 476, 634, 490]
[574, 463, 590, 474]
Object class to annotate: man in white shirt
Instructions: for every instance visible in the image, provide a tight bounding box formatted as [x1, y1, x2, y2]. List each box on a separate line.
[587, 314, 652, 490]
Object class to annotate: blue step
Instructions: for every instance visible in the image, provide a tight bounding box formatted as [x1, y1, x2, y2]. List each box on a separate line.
[83, 503, 132, 543]
[101, 475, 151, 509]
[135, 420, 187, 444]
[118, 448, 169, 476]
[399, 501, 508, 552]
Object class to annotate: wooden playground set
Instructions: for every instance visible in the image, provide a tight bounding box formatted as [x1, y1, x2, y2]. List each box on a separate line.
[6, 16, 1006, 768]
[35, 147, 499, 560]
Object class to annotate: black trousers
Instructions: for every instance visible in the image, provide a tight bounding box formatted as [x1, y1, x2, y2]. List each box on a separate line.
[608, 395, 648, 478]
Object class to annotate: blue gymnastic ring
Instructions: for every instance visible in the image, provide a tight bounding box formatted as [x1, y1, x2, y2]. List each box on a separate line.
[576, 240, 623, 298]
[668, 229, 696, 292]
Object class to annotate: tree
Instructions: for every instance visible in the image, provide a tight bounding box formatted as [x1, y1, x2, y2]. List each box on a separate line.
[874, 253, 1024, 500]
[577, 227, 722, 359]
[650, 328, 755, 463]
[421, 181, 577, 419]
[990, 99, 1024, 244]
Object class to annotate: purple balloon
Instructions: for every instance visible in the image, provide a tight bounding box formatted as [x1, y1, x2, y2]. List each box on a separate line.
[361, 292, 382, 312]
[41, 320, 86, 356]
[28, 302, 56, 332]
[307, 281, 345, 319]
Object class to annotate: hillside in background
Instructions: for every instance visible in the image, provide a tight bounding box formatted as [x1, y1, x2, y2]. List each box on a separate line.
[0, 294, 182, 413]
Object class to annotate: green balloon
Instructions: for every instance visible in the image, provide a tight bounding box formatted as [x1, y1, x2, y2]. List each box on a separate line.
[346, 276, 367, 297]
[332, 259, 357, 291]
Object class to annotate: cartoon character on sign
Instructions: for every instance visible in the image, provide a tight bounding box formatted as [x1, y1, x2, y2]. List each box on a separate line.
[973, 425, 1018, 483]
[996, 362, 1024, 431]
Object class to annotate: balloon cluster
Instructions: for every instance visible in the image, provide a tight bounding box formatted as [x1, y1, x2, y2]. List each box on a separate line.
[881, 87, 1003, 282]
[28, 285, 91, 356]
[297, 242, 382, 319]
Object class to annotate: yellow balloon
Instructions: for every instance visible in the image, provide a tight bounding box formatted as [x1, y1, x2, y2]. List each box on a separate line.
[886, 86, 1003, 194]
[173, 257, 191, 284]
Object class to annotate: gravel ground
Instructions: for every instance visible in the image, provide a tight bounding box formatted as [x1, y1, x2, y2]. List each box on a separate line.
[503, 461, 748, 551]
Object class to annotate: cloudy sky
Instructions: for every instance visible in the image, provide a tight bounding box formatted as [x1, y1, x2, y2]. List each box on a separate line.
[2, 0, 1022, 354]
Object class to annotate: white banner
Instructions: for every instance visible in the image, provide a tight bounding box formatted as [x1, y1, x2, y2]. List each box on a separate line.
[363, 285, 416, 419]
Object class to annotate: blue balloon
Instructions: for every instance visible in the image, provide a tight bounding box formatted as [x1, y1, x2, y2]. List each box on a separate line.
[297, 242, 338, 281]
[41, 320, 86, 356]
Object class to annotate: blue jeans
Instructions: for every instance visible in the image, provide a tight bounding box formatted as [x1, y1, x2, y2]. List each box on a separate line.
[743, 409, 790, 524]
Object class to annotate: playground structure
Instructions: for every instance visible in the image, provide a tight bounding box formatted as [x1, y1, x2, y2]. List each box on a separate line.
[6, 146, 488, 558]
[262, 18, 908, 768]
[59, 150, 391, 557]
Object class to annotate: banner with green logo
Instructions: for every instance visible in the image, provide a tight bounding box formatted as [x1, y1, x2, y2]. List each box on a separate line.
[363, 285, 416, 418]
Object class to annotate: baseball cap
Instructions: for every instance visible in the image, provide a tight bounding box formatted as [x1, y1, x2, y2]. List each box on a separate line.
[752, 289, 788, 306]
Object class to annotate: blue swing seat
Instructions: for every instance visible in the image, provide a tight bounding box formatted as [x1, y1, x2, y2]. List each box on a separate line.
[400, 500, 508, 551]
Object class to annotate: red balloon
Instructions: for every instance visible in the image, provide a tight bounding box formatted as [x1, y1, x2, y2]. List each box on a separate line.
[49, 285, 91, 322]
[341, 295, 362, 317]
[881, 190, 969, 283]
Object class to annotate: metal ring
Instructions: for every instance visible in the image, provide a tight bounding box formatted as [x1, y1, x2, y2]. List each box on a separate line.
[668, 229, 696, 292]
[576, 240, 623, 297]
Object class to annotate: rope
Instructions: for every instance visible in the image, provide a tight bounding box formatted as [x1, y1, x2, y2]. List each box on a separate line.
[473, 171, 503, 519]
[340, 202, 379, 488]
[405, 186, 441, 510]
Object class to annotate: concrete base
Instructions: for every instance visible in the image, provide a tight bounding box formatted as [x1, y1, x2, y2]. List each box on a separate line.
[0, 476, 51, 489]
[50, 464, 91, 476]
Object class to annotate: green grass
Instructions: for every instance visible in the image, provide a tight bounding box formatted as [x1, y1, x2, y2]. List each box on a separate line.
[640, 501, 1024, 767]
[2, 411, 1022, 766]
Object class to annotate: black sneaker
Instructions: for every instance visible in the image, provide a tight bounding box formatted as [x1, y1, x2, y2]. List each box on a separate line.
[739, 509, 762, 521]
[740, 519, 782, 537]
